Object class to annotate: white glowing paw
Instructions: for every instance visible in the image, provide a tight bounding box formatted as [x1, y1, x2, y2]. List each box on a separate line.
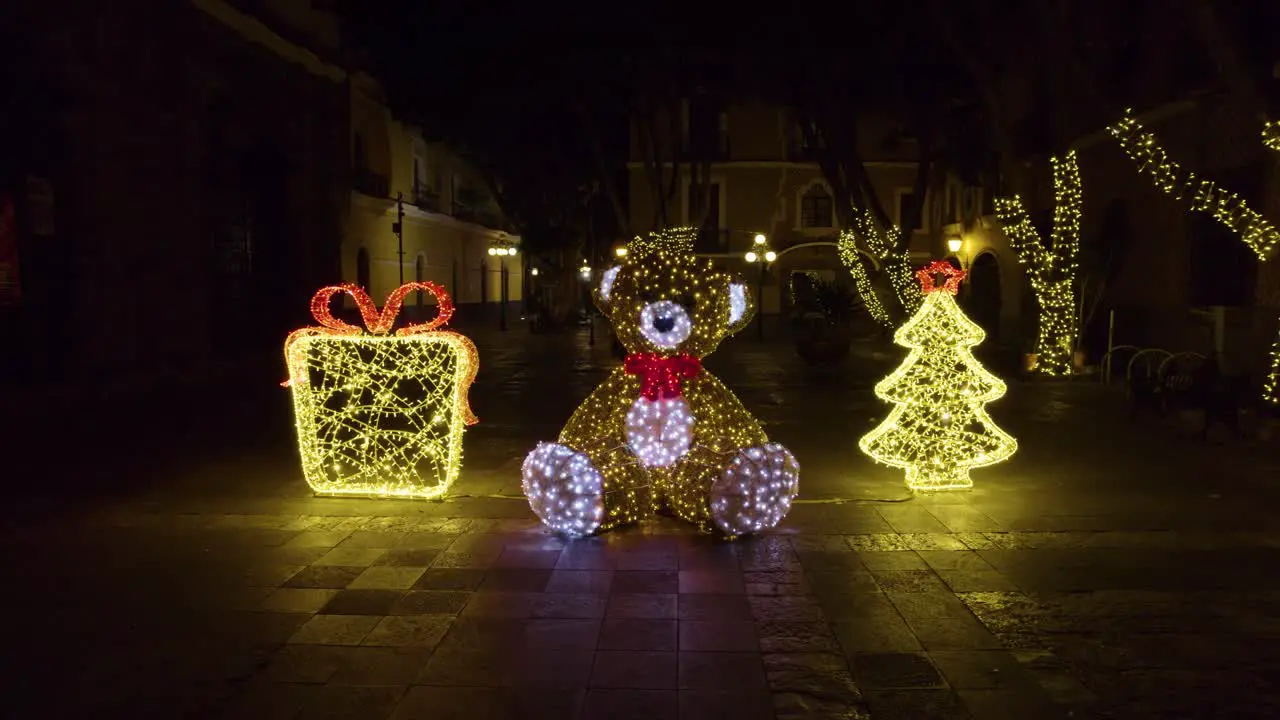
[709, 443, 800, 537]
[521, 442, 605, 537]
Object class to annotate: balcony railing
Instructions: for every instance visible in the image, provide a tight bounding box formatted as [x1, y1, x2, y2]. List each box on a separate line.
[414, 186, 440, 212]
[787, 142, 822, 162]
[452, 203, 476, 223]
[353, 168, 389, 198]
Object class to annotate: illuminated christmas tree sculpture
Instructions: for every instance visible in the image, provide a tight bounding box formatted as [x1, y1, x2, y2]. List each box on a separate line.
[859, 261, 1017, 491]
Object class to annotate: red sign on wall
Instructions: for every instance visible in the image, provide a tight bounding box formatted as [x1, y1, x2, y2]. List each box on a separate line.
[0, 195, 20, 305]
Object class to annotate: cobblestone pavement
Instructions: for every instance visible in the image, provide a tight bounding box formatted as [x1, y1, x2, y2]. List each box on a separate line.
[7, 322, 1280, 719]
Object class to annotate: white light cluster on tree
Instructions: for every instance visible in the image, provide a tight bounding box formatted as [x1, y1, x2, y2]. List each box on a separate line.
[860, 262, 1017, 491]
[993, 150, 1082, 376]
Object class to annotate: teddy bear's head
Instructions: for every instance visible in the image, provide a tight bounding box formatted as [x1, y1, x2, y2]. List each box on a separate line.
[594, 229, 755, 358]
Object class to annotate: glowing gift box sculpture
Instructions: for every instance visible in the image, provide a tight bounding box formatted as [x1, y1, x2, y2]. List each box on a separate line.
[859, 261, 1016, 491]
[521, 228, 800, 538]
[283, 281, 479, 499]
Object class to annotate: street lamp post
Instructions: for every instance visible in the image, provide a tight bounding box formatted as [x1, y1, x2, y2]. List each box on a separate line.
[745, 233, 776, 341]
[579, 261, 595, 345]
[393, 192, 406, 286]
[947, 236, 967, 299]
[488, 237, 518, 331]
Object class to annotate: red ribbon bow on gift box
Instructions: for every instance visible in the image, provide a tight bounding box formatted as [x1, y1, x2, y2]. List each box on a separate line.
[282, 282, 478, 425]
[624, 353, 702, 401]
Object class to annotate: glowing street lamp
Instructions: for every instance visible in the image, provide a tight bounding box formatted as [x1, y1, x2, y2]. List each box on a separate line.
[614, 246, 628, 259]
[745, 233, 775, 340]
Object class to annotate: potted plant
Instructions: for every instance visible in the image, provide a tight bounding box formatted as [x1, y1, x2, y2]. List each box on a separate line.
[793, 277, 856, 365]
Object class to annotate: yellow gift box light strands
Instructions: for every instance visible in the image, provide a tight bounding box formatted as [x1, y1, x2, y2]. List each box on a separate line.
[993, 150, 1083, 376]
[283, 281, 479, 500]
[859, 261, 1017, 491]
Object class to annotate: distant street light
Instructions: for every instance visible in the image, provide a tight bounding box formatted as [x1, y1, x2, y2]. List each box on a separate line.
[745, 233, 774, 340]
[489, 236, 518, 331]
[614, 246, 628, 259]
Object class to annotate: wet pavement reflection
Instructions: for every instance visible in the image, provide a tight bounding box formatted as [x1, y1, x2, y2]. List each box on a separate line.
[4, 320, 1280, 718]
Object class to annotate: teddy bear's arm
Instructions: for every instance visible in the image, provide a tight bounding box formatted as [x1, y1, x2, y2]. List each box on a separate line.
[682, 373, 769, 453]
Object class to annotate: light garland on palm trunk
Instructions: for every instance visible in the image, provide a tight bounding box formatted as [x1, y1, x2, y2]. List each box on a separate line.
[993, 150, 1083, 376]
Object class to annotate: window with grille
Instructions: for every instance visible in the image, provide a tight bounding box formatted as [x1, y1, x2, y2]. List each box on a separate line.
[800, 185, 834, 228]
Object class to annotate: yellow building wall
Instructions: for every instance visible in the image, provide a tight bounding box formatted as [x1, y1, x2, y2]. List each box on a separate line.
[343, 79, 521, 309]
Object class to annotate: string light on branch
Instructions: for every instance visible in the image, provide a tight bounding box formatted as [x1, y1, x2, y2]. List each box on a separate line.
[1263, 120, 1280, 152]
[1108, 109, 1279, 259]
[860, 262, 1017, 491]
[283, 282, 479, 500]
[993, 150, 1083, 376]
[521, 228, 798, 538]
[840, 210, 921, 324]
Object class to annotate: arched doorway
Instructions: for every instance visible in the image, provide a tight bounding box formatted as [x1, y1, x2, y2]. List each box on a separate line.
[356, 247, 371, 291]
[969, 252, 1001, 339]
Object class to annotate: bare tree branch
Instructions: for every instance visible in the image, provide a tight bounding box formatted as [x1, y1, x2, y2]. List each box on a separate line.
[574, 101, 629, 237]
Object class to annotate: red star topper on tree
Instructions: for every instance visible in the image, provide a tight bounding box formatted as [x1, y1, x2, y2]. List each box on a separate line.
[916, 260, 967, 295]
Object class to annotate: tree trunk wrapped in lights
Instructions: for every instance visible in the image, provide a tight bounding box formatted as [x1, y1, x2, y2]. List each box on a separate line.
[838, 212, 922, 327]
[860, 261, 1017, 491]
[1261, 122, 1280, 406]
[283, 282, 479, 500]
[994, 150, 1083, 376]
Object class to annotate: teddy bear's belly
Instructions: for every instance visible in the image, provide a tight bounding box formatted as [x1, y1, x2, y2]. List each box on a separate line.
[625, 396, 695, 468]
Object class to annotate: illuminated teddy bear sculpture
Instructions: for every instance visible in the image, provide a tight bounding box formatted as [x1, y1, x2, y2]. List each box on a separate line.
[522, 228, 800, 537]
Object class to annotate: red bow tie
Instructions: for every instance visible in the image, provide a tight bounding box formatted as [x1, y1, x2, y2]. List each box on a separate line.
[624, 353, 702, 401]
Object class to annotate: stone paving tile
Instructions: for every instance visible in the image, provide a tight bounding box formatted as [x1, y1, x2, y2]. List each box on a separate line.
[15, 335, 1280, 717]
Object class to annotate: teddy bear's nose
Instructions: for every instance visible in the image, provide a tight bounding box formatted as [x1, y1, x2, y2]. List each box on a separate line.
[652, 315, 676, 333]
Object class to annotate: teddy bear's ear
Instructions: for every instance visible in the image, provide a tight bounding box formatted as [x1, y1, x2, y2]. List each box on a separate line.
[593, 265, 624, 317]
[725, 275, 756, 335]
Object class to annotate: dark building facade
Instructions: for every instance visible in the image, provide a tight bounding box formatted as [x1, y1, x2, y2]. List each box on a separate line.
[1, 0, 349, 409]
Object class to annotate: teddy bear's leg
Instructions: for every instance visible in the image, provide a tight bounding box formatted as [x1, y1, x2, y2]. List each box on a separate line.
[708, 443, 800, 537]
[522, 442, 651, 537]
